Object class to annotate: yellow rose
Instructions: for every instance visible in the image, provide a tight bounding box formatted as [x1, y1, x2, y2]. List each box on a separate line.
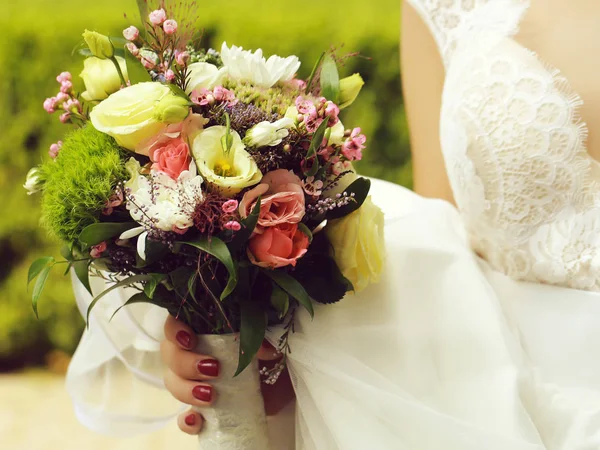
[90, 82, 175, 151]
[80, 56, 128, 102]
[326, 196, 385, 293]
[192, 126, 262, 197]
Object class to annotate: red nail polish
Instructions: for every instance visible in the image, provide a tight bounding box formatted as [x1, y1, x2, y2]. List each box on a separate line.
[185, 414, 196, 426]
[176, 330, 192, 349]
[192, 385, 213, 403]
[197, 359, 220, 378]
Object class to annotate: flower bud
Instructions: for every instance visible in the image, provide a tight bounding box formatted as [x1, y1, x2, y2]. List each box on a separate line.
[23, 167, 43, 195]
[243, 118, 294, 148]
[338, 73, 364, 109]
[123, 26, 139, 42]
[153, 93, 190, 124]
[163, 19, 178, 35]
[82, 30, 114, 59]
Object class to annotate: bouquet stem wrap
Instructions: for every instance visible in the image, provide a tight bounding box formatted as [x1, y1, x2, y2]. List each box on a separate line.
[194, 334, 271, 450]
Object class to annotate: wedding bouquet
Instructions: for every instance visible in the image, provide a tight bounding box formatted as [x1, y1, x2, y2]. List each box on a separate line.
[25, 2, 384, 448]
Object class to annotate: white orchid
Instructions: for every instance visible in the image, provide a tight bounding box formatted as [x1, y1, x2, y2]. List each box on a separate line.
[220, 42, 300, 88]
[122, 158, 204, 259]
[243, 118, 294, 147]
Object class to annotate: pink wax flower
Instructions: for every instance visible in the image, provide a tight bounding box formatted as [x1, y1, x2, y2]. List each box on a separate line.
[90, 241, 107, 258]
[224, 221, 242, 231]
[222, 199, 239, 214]
[239, 169, 306, 232]
[176, 51, 190, 66]
[56, 72, 72, 83]
[102, 189, 124, 215]
[43, 97, 57, 113]
[302, 176, 324, 196]
[141, 56, 155, 69]
[59, 112, 70, 123]
[247, 223, 309, 269]
[150, 138, 191, 179]
[63, 98, 82, 114]
[165, 69, 176, 81]
[60, 80, 73, 94]
[289, 78, 307, 91]
[325, 101, 340, 126]
[341, 127, 366, 161]
[213, 86, 236, 104]
[332, 160, 353, 176]
[149, 8, 167, 25]
[55, 92, 70, 103]
[162, 19, 178, 35]
[48, 141, 63, 159]
[123, 26, 139, 41]
[126, 42, 139, 56]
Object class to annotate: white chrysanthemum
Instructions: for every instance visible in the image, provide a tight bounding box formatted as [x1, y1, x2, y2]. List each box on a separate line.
[221, 42, 300, 88]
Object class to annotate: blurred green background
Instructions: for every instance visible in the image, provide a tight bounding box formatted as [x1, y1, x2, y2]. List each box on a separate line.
[0, 0, 410, 372]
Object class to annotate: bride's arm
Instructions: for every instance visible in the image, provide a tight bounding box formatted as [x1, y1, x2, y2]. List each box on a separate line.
[401, 1, 454, 205]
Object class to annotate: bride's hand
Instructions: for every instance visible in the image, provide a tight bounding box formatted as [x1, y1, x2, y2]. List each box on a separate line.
[161, 316, 296, 436]
[161, 315, 219, 435]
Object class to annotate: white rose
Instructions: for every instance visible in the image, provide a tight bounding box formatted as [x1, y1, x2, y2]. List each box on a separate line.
[186, 62, 225, 94]
[80, 56, 128, 102]
[221, 42, 300, 88]
[243, 118, 294, 148]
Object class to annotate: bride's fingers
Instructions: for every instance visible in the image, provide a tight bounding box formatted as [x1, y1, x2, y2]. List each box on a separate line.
[161, 339, 220, 381]
[164, 314, 197, 350]
[177, 409, 204, 435]
[164, 369, 217, 407]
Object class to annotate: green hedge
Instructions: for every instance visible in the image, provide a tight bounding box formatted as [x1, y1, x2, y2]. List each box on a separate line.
[0, 0, 410, 367]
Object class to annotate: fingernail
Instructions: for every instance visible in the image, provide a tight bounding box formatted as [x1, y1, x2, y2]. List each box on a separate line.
[197, 359, 220, 378]
[176, 330, 192, 349]
[192, 385, 213, 403]
[185, 414, 197, 426]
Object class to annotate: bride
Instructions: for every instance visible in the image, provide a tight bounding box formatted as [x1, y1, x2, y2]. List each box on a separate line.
[67, 0, 600, 448]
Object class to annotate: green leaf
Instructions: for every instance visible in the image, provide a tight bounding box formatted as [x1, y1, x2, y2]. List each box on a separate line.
[168, 266, 195, 292]
[32, 265, 52, 318]
[167, 83, 191, 102]
[270, 283, 290, 318]
[28, 257, 55, 286]
[294, 253, 352, 304]
[124, 45, 152, 84]
[305, 52, 325, 93]
[139, 239, 170, 267]
[235, 299, 267, 376]
[221, 112, 234, 153]
[60, 244, 74, 262]
[144, 274, 167, 299]
[297, 223, 313, 243]
[320, 54, 340, 103]
[110, 292, 166, 321]
[304, 118, 330, 177]
[180, 237, 238, 300]
[79, 222, 138, 248]
[136, 0, 149, 24]
[326, 177, 371, 220]
[86, 274, 152, 325]
[264, 270, 314, 317]
[73, 260, 92, 296]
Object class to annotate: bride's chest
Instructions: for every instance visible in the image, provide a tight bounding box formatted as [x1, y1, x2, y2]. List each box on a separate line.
[437, 1, 600, 290]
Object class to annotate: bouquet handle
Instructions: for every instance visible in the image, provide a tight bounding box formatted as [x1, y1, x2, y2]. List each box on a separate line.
[194, 334, 271, 450]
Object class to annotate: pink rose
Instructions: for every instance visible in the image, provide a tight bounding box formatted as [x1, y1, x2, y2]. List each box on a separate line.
[239, 169, 305, 230]
[136, 113, 207, 156]
[248, 223, 309, 269]
[150, 138, 191, 179]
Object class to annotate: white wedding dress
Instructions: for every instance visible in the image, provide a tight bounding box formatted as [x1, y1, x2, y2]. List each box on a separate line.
[67, 0, 600, 448]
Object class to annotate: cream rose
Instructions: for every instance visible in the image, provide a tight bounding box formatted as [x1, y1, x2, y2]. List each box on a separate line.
[192, 126, 262, 197]
[90, 82, 179, 151]
[326, 196, 385, 293]
[80, 56, 128, 102]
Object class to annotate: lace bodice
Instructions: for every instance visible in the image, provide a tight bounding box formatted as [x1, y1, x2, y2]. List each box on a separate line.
[407, 0, 600, 291]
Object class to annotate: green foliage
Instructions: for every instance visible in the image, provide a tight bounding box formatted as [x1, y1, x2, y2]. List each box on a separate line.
[0, 0, 409, 367]
[39, 125, 128, 242]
